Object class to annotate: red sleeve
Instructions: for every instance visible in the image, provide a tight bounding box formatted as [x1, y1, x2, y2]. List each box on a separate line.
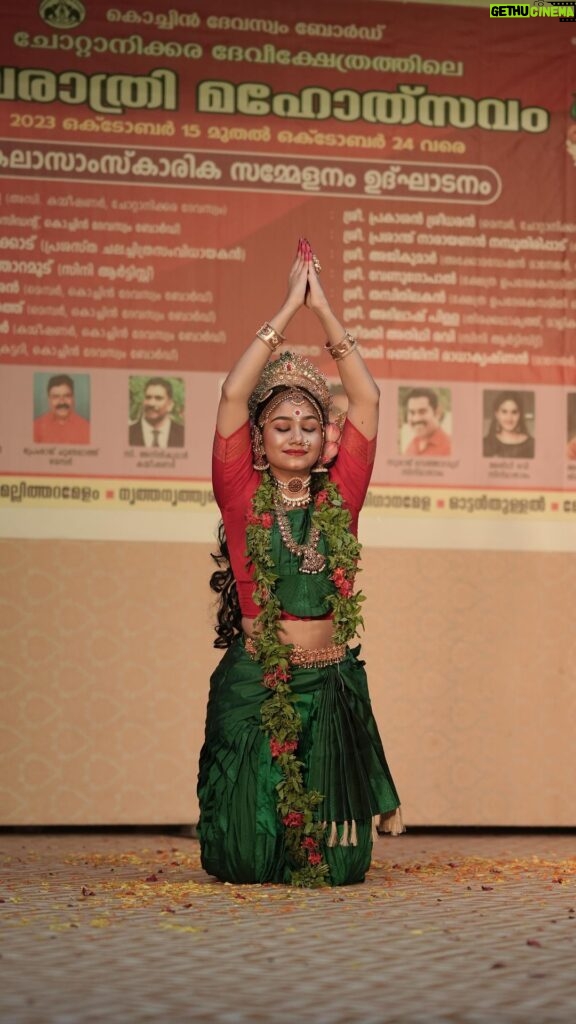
[212, 421, 257, 510]
[329, 418, 376, 518]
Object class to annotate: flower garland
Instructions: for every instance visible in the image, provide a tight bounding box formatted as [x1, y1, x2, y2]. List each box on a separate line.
[245, 470, 364, 888]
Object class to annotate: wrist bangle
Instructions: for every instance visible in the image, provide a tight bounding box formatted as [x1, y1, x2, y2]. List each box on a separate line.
[256, 322, 285, 351]
[325, 331, 357, 361]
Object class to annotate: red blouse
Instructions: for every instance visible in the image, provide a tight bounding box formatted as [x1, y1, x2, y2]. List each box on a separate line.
[212, 418, 376, 618]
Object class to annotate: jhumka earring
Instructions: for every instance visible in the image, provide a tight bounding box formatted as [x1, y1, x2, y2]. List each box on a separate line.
[251, 425, 269, 471]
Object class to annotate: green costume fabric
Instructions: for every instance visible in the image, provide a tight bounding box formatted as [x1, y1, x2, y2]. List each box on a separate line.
[270, 507, 333, 615]
[197, 638, 401, 886]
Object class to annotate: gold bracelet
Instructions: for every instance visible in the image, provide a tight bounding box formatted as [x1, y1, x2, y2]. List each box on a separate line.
[325, 331, 357, 361]
[256, 321, 285, 351]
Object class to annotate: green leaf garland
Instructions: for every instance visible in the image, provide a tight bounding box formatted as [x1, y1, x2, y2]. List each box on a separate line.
[245, 470, 364, 888]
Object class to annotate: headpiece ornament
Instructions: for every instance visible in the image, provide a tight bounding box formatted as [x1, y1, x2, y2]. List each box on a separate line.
[248, 351, 331, 422]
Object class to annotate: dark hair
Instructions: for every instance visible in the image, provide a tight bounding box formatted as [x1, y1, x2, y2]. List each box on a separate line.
[210, 521, 242, 648]
[405, 387, 439, 412]
[487, 391, 529, 439]
[145, 377, 173, 399]
[47, 374, 74, 393]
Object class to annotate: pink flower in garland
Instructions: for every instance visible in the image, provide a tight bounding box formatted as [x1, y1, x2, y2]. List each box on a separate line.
[331, 567, 354, 597]
[263, 666, 291, 690]
[247, 510, 274, 528]
[282, 811, 305, 828]
[308, 852, 323, 866]
[270, 737, 298, 759]
[314, 489, 329, 507]
[301, 837, 319, 851]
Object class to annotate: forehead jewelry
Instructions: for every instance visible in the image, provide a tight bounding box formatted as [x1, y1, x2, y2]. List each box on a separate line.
[258, 388, 322, 429]
[248, 351, 331, 422]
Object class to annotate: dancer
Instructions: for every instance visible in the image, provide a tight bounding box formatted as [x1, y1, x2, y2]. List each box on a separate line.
[198, 239, 403, 888]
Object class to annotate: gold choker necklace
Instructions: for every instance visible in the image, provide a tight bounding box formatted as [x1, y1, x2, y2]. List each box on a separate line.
[274, 474, 311, 495]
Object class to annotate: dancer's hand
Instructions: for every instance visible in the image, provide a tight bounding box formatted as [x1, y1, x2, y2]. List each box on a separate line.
[282, 238, 311, 314]
[301, 237, 331, 316]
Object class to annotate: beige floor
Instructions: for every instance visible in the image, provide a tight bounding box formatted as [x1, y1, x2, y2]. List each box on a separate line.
[0, 831, 574, 1024]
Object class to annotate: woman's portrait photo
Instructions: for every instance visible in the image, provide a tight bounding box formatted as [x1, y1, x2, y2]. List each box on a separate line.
[482, 390, 535, 459]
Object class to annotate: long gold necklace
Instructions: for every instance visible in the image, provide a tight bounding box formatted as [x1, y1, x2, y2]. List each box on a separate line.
[273, 489, 326, 574]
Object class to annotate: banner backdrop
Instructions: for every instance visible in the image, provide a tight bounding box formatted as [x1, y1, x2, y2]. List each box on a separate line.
[1, 0, 576, 547]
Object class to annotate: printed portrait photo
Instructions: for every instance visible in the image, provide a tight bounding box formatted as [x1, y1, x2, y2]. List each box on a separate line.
[33, 372, 90, 445]
[398, 385, 452, 457]
[129, 376, 185, 448]
[482, 390, 535, 459]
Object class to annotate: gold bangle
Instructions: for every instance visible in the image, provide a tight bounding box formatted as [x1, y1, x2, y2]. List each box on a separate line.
[256, 321, 285, 351]
[325, 331, 357, 361]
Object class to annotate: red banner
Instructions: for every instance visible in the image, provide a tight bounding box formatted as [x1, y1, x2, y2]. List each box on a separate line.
[1, 0, 575, 536]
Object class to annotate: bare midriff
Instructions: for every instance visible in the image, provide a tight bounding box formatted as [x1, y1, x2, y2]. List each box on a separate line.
[242, 616, 335, 650]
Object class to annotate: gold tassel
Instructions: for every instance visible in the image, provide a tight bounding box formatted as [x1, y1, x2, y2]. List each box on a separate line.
[350, 819, 358, 846]
[327, 821, 338, 847]
[340, 820, 349, 847]
[380, 808, 406, 836]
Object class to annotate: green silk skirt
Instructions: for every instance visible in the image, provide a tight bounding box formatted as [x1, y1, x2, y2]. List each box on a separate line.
[197, 638, 402, 887]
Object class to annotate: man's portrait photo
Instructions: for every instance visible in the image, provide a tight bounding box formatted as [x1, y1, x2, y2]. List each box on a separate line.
[129, 377, 185, 448]
[33, 373, 90, 445]
[399, 386, 452, 457]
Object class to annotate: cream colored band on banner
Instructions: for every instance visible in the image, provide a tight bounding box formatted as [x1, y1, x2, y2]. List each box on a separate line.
[1, 477, 576, 521]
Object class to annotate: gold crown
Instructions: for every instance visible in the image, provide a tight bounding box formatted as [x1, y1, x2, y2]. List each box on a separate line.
[249, 351, 331, 420]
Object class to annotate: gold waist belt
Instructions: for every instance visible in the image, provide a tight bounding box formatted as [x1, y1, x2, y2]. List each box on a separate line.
[244, 635, 347, 669]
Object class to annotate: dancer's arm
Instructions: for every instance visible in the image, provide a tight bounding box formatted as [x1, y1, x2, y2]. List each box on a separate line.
[216, 244, 308, 438]
[304, 240, 380, 439]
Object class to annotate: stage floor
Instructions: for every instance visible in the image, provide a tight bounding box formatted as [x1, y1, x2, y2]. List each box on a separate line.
[1, 831, 574, 1023]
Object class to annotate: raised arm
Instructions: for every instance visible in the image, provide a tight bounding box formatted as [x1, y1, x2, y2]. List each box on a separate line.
[216, 245, 309, 438]
[304, 240, 380, 439]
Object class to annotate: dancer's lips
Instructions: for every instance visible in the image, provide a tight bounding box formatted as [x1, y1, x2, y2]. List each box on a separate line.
[284, 449, 307, 456]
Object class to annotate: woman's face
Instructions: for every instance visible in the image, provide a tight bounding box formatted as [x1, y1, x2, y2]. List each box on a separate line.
[261, 395, 323, 478]
[495, 400, 521, 433]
